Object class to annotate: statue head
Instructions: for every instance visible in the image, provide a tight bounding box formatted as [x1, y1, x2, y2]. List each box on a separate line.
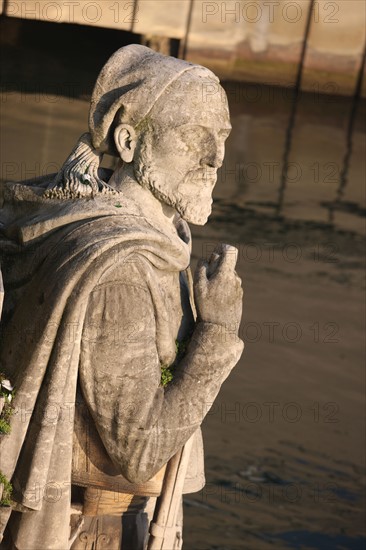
[48, 45, 231, 225]
[115, 70, 231, 225]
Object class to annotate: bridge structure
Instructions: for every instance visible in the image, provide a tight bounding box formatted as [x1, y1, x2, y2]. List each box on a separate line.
[1, 0, 365, 96]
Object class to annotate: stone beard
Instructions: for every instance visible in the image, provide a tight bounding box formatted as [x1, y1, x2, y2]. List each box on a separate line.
[134, 135, 215, 226]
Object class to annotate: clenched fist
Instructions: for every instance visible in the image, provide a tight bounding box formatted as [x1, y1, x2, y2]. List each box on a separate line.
[194, 244, 243, 331]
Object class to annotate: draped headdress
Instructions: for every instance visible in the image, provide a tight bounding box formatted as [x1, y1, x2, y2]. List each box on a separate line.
[45, 45, 219, 198]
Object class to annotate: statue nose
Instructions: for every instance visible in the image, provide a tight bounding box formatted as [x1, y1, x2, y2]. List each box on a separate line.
[205, 142, 225, 169]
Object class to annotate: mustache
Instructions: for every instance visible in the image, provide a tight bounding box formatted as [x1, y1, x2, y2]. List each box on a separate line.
[184, 168, 217, 184]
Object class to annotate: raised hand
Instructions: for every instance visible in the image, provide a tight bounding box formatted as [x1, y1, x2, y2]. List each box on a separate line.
[194, 244, 243, 331]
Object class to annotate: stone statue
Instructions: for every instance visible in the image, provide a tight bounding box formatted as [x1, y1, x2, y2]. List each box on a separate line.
[0, 45, 244, 549]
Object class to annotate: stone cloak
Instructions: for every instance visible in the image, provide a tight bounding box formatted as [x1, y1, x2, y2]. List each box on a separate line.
[0, 177, 191, 549]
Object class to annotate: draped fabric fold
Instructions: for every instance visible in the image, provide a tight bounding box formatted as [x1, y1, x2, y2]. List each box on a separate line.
[0, 180, 190, 549]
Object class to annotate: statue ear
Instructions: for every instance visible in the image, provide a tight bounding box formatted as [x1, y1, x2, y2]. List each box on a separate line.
[114, 124, 137, 163]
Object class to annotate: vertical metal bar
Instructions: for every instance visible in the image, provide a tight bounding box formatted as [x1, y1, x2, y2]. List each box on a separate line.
[276, 0, 316, 216]
[328, 42, 366, 224]
[0, 268, 3, 320]
[2, 0, 10, 15]
[180, 0, 195, 60]
[130, 0, 139, 34]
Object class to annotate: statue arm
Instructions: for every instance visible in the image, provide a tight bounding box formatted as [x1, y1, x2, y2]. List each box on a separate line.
[79, 259, 243, 484]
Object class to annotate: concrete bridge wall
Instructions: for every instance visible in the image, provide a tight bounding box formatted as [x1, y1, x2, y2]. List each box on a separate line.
[1, 0, 365, 96]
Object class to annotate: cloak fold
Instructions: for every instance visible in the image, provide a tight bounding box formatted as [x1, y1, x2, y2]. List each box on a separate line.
[0, 180, 190, 549]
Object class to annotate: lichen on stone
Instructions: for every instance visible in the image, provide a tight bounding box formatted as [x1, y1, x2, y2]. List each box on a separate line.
[0, 471, 13, 506]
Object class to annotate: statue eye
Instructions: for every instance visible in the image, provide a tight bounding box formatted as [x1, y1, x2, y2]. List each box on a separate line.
[178, 127, 205, 143]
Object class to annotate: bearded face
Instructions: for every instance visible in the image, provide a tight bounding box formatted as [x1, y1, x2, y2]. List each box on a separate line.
[134, 136, 220, 225]
[132, 85, 231, 226]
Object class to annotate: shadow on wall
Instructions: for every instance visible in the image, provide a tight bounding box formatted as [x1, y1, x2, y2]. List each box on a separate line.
[0, 16, 179, 97]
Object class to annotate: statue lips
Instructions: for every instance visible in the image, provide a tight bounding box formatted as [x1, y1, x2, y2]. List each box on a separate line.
[186, 169, 217, 187]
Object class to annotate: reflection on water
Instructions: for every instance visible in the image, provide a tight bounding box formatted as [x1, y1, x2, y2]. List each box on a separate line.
[217, 82, 365, 235]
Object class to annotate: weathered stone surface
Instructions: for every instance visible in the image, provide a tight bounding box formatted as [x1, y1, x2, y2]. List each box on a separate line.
[0, 45, 244, 549]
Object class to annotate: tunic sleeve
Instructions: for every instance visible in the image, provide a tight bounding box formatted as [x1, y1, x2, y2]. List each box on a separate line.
[79, 255, 243, 484]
